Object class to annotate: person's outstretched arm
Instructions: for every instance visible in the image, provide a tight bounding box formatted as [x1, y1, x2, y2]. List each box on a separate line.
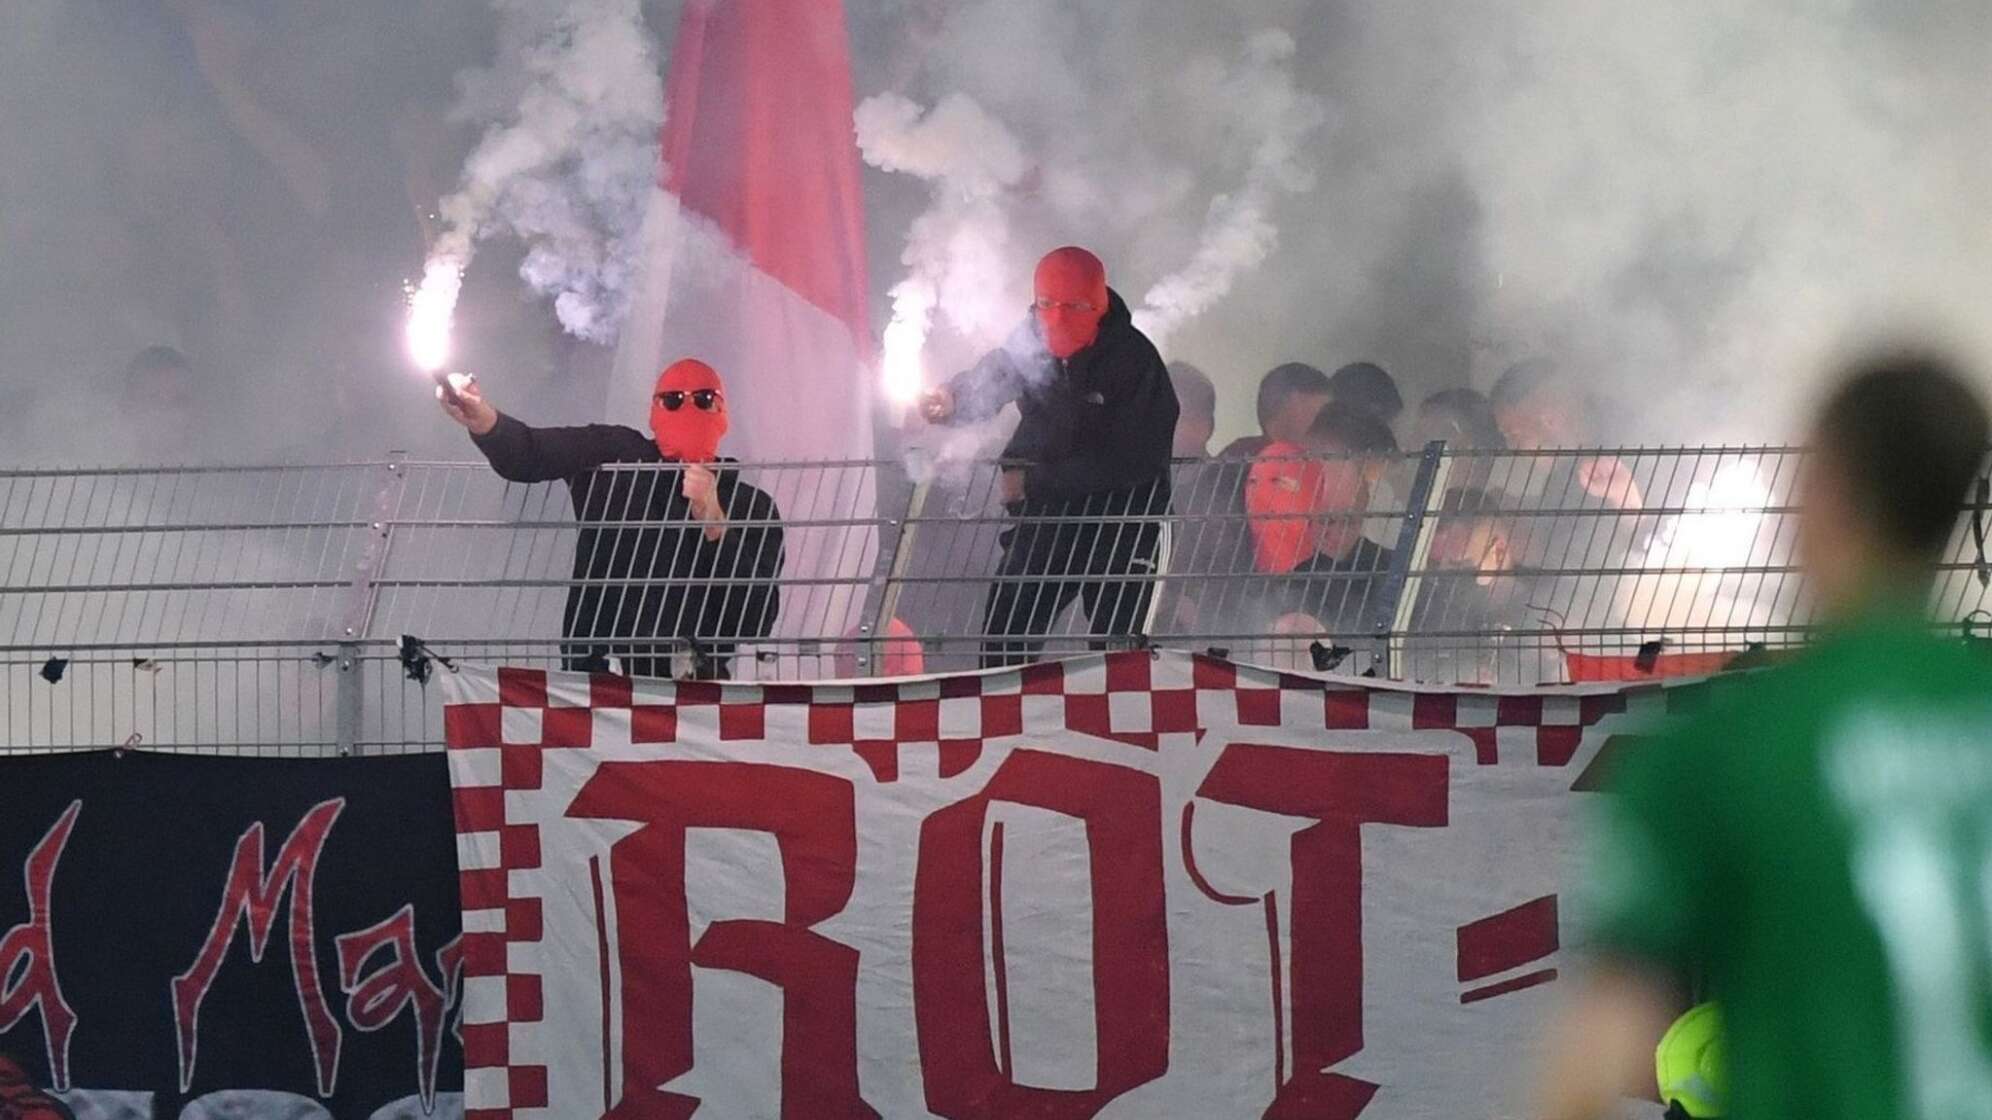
[1537, 707, 1721, 1120]
[439, 376, 639, 483]
[920, 329, 1032, 426]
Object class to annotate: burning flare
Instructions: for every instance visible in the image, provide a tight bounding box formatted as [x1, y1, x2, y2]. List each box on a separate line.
[1617, 460, 1786, 633]
[879, 291, 933, 407]
[405, 258, 464, 373]
[1660, 461, 1773, 571]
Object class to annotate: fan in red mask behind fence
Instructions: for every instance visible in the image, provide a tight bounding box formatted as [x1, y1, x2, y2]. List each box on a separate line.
[919, 247, 1180, 668]
[440, 358, 784, 680]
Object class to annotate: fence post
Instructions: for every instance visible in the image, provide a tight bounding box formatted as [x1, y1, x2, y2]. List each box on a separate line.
[334, 641, 363, 758]
[1378, 441, 1451, 680]
[334, 454, 409, 756]
[860, 478, 930, 675]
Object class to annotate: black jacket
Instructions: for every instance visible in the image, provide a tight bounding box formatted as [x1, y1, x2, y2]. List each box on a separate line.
[941, 289, 1179, 514]
[1252, 538, 1398, 637]
[471, 413, 784, 657]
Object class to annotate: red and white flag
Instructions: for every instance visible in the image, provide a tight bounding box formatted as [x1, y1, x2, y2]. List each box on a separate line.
[617, 0, 874, 459]
[442, 650, 1704, 1117]
[612, 0, 878, 659]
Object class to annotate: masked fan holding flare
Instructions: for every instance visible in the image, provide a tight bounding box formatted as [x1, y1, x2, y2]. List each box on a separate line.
[921, 247, 1180, 667]
[440, 360, 784, 680]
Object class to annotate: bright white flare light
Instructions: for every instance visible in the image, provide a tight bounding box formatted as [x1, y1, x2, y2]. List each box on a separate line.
[1657, 461, 1772, 570]
[405, 258, 464, 373]
[880, 315, 927, 406]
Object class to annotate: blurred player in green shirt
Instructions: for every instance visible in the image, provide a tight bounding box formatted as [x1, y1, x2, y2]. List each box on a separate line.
[1537, 351, 1992, 1120]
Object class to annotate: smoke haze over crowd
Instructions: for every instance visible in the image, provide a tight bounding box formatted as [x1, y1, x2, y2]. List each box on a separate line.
[4, 0, 1990, 465]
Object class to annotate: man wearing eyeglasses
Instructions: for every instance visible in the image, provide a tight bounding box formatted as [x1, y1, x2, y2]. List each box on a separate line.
[919, 246, 1179, 667]
[440, 358, 785, 680]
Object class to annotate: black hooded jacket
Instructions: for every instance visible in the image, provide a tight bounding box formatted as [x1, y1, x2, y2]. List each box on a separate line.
[941, 289, 1179, 514]
[470, 413, 784, 657]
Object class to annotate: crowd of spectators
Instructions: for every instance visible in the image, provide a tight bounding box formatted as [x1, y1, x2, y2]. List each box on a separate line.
[1158, 355, 1649, 679]
[879, 246, 1631, 681]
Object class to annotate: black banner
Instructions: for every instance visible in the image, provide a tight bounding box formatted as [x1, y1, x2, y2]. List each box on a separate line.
[0, 751, 463, 1119]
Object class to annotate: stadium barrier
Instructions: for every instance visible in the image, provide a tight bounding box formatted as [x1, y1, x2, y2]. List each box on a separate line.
[5, 446, 1989, 754]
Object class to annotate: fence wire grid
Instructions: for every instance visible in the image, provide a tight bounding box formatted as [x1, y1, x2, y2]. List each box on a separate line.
[6, 446, 1990, 755]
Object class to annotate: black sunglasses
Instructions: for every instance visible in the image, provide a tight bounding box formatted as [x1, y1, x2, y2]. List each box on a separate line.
[656, 389, 721, 412]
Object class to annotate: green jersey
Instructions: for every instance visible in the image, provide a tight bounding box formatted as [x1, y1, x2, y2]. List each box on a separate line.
[1586, 607, 1992, 1119]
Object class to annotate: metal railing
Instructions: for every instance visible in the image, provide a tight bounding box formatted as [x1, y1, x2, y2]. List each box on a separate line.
[5, 446, 1990, 754]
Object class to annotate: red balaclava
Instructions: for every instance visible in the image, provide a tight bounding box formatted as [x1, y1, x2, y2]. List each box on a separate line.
[648, 358, 730, 463]
[1033, 246, 1110, 360]
[1244, 442, 1327, 573]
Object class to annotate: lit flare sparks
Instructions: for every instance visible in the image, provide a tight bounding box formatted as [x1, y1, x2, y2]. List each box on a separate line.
[405, 258, 465, 373]
[879, 277, 939, 408]
[1655, 461, 1773, 570]
[880, 316, 927, 407]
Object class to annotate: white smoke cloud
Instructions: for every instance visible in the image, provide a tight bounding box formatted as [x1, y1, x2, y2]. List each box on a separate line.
[857, 0, 1992, 446]
[8, 0, 1992, 471]
[1421, 0, 1992, 438]
[857, 92, 1033, 402]
[423, 0, 664, 344]
[1133, 30, 1325, 349]
[857, 4, 1327, 403]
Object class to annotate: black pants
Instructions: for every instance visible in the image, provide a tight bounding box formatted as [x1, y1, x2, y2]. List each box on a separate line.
[981, 511, 1162, 668]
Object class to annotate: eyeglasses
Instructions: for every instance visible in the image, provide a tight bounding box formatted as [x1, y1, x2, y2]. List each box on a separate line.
[1032, 297, 1098, 314]
[656, 389, 721, 412]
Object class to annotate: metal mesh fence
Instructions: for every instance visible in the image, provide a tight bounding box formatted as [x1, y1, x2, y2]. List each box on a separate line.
[6, 446, 1990, 754]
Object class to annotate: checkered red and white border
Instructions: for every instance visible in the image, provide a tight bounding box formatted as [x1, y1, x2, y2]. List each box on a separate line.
[439, 649, 1711, 1116]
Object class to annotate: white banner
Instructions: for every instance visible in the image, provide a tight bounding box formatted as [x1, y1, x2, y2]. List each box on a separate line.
[442, 651, 1691, 1118]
